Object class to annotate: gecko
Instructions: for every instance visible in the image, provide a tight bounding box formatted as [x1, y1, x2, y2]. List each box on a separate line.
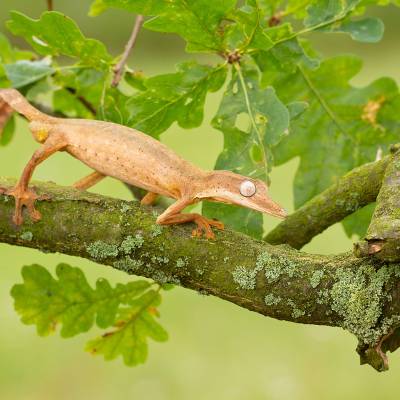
[0, 88, 287, 239]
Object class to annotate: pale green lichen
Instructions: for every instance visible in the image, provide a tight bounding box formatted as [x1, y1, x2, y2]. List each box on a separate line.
[175, 257, 187, 268]
[330, 264, 393, 344]
[223, 257, 230, 263]
[265, 293, 281, 306]
[232, 251, 300, 289]
[310, 270, 324, 288]
[120, 203, 131, 213]
[196, 268, 204, 276]
[20, 231, 33, 241]
[119, 234, 144, 255]
[287, 299, 305, 319]
[150, 224, 163, 237]
[151, 255, 169, 264]
[232, 265, 257, 290]
[86, 241, 119, 260]
[113, 256, 143, 272]
[317, 289, 330, 305]
[262, 252, 299, 282]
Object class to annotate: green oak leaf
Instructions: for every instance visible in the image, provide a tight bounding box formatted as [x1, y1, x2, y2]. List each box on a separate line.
[333, 17, 384, 43]
[0, 115, 15, 146]
[86, 289, 168, 366]
[269, 55, 400, 237]
[0, 32, 35, 88]
[12, 264, 167, 366]
[7, 11, 112, 70]
[90, 0, 237, 52]
[4, 59, 54, 89]
[222, 0, 274, 53]
[342, 203, 376, 238]
[126, 61, 227, 137]
[53, 88, 94, 118]
[203, 60, 289, 238]
[12, 264, 152, 336]
[304, 0, 384, 43]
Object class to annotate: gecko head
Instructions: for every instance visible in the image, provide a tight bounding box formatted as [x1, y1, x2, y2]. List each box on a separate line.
[197, 170, 287, 219]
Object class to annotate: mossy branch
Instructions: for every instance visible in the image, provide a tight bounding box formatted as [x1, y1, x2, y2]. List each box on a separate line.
[265, 156, 391, 249]
[355, 147, 400, 262]
[1, 177, 400, 371]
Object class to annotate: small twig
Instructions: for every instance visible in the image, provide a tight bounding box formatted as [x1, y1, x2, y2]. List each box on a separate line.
[112, 15, 144, 87]
[65, 87, 97, 115]
[47, 0, 53, 11]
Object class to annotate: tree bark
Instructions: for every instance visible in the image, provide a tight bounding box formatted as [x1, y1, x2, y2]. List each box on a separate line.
[1, 177, 400, 371]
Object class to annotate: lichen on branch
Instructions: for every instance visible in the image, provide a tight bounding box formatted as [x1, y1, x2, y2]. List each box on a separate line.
[0, 177, 400, 371]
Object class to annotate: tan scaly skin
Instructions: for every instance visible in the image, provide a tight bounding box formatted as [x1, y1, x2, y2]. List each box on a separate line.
[0, 89, 287, 239]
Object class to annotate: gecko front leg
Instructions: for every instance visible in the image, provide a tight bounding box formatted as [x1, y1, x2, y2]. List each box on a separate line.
[0, 134, 67, 225]
[156, 198, 224, 239]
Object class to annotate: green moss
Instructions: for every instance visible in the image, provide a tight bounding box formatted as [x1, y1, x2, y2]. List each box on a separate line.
[264, 293, 281, 306]
[310, 270, 324, 288]
[330, 264, 393, 344]
[20, 231, 33, 241]
[223, 257, 230, 263]
[86, 241, 119, 260]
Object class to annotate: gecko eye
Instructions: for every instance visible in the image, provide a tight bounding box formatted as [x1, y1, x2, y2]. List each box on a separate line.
[240, 180, 256, 197]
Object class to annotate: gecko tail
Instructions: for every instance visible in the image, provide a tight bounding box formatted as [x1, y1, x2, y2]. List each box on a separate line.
[0, 88, 49, 122]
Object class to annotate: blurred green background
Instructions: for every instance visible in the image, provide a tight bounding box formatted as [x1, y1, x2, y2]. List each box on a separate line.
[1, 1, 400, 399]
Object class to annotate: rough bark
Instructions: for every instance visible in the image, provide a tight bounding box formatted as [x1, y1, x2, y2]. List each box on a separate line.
[354, 147, 400, 262]
[1, 176, 400, 371]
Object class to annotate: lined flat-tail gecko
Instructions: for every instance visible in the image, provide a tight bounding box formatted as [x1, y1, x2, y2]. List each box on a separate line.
[0, 88, 286, 238]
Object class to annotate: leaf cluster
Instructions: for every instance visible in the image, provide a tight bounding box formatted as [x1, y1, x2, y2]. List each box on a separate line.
[11, 264, 167, 366]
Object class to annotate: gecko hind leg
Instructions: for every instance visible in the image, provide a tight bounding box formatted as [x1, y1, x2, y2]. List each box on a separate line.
[73, 171, 105, 190]
[140, 192, 159, 206]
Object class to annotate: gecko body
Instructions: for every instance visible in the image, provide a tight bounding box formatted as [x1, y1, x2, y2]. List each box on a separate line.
[0, 89, 286, 238]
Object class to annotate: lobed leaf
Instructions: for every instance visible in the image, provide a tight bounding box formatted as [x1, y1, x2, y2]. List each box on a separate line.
[203, 60, 289, 238]
[91, 0, 237, 52]
[86, 290, 168, 366]
[12, 264, 167, 366]
[4, 59, 54, 89]
[7, 11, 112, 70]
[126, 61, 227, 137]
[268, 55, 400, 237]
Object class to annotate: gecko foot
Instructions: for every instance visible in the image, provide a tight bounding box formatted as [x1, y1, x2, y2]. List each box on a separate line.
[191, 215, 224, 240]
[2, 185, 48, 225]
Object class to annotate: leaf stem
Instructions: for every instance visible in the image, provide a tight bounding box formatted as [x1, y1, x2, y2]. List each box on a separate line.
[234, 62, 269, 177]
[46, 0, 53, 11]
[112, 15, 144, 87]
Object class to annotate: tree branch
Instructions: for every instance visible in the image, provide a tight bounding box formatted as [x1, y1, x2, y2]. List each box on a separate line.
[265, 156, 391, 249]
[355, 147, 400, 261]
[112, 15, 144, 87]
[1, 177, 400, 371]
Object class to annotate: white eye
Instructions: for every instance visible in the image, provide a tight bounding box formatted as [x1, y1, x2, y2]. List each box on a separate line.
[240, 180, 256, 197]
